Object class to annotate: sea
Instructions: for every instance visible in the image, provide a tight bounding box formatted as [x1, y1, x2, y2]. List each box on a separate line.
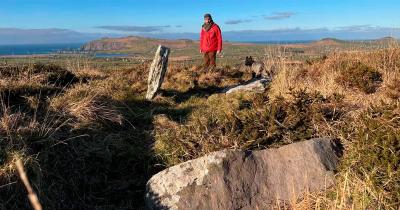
[0, 43, 83, 56]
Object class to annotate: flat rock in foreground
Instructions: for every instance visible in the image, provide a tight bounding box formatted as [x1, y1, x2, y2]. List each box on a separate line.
[145, 138, 342, 210]
[224, 78, 270, 94]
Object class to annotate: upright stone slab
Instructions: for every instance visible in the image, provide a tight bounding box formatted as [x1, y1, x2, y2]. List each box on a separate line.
[145, 138, 343, 210]
[146, 45, 170, 100]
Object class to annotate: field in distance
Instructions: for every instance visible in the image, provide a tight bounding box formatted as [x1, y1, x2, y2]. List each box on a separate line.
[81, 35, 400, 61]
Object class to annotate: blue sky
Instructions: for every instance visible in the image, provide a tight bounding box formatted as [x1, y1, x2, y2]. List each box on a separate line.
[0, 0, 399, 43]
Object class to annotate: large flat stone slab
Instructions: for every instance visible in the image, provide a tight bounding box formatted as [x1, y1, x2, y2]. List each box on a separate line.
[145, 138, 342, 210]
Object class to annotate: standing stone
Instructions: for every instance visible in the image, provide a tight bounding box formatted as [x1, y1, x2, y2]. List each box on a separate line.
[146, 45, 170, 100]
[145, 138, 343, 210]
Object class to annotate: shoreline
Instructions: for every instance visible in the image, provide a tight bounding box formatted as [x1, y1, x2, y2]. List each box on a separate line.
[0, 53, 60, 58]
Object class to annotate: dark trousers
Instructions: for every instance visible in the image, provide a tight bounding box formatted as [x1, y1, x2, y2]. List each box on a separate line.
[203, 51, 217, 69]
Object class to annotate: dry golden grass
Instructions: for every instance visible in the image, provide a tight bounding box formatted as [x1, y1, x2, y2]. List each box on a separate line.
[0, 45, 399, 209]
[265, 47, 400, 209]
[51, 90, 123, 127]
[65, 56, 108, 79]
[15, 158, 42, 210]
[269, 48, 400, 109]
[152, 46, 400, 209]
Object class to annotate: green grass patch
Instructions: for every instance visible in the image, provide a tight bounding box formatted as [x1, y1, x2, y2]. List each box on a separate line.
[154, 89, 346, 166]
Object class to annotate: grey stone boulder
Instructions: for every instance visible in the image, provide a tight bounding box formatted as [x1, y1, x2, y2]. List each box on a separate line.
[224, 78, 270, 94]
[145, 138, 342, 210]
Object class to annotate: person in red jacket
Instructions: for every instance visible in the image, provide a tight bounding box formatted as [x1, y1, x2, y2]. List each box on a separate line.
[200, 13, 222, 71]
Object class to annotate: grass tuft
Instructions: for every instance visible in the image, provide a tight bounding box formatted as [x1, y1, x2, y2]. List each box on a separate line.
[336, 62, 383, 94]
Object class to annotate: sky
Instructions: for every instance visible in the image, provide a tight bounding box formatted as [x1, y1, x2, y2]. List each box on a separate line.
[0, 0, 399, 44]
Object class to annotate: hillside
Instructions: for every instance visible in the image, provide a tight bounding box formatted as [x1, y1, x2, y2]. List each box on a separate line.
[80, 35, 270, 62]
[80, 36, 400, 63]
[81, 36, 198, 52]
[81, 36, 400, 51]
[311, 37, 346, 46]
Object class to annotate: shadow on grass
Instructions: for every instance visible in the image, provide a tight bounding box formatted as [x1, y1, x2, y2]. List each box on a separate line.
[0, 95, 193, 209]
[159, 85, 224, 103]
[159, 77, 264, 104]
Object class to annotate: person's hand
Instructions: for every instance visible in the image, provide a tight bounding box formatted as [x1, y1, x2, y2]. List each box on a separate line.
[217, 50, 221, 54]
[200, 50, 202, 53]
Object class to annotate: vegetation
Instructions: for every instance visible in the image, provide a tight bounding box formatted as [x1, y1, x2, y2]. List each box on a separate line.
[0, 44, 399, 209]
[154, 90, 345, 166]
[269, 47, 400, 209]
[339, 102, 400, 208]
[336, 62, 382, 94]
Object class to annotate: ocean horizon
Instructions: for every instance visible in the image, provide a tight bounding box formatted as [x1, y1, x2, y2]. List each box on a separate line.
[0, 43, 83, 56]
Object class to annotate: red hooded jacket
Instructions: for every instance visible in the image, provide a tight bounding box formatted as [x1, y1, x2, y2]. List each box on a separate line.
[200, 24, 222, 53]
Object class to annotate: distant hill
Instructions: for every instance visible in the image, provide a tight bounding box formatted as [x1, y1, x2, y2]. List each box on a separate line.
[81, 36, 197, 52]
[373, 36, 398, 45]
[298, 37, 399, 49]
[378, 36, 397, 41]
[310, 38, 347, 46]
